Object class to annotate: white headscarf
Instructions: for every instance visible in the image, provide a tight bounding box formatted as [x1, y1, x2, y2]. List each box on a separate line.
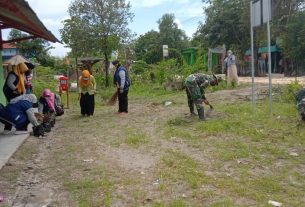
[10, 94, 37, 104]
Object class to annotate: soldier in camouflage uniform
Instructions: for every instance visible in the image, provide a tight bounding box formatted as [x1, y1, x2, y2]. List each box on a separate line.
[296, 88, 305, 121]
[185, 73, 221, 120]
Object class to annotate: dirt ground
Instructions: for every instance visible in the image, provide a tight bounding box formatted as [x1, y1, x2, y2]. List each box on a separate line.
[0, 77, 304, 206]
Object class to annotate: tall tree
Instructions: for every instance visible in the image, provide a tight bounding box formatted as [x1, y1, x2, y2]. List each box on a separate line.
[134, 30, 161, 62]
[133, 13, 189, 64]
[196, 0, 250, 57]
[157, 13, 189, 51]
[60, 0, 134, 86]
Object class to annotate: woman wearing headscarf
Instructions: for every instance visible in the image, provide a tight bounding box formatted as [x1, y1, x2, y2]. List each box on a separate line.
[0, 94, 44, 136]
[78, 70, 96, 116]
[38, 89, 64, 116]
[38, 89, 55, 114]
[38, 89, 57, 131]
[3, 62, 29, 101]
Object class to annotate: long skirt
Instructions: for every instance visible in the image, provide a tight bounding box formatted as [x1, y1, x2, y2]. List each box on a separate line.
[80, 93, 95, 116]
[227, 65, 239, 86]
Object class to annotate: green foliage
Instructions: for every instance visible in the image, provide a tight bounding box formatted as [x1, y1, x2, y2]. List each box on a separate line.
[196, 0, 250, 57]
[281, 80, 303, 103]
[155, 59, 179, 84]
[32, 66, 57, 97]
[143, 48, 163, 64]
[53, 57, 70, 75]
[134, 13, 190, 64]
[168, 48, 183, 66]
[132, 60, 152, 75]
[134, 30, 160, 61]
[60, 0, 134, 86]
[281, 11, 305, 66]
[192, 47, 207, 72]
[8, 29, 55, 67]
[158, 14, 189, 51]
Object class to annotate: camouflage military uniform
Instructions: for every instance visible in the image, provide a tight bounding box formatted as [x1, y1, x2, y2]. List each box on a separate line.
[185, 73, 216, 119]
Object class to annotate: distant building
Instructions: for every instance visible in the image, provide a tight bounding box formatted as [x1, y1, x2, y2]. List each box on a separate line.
[2, 43, 20, 61]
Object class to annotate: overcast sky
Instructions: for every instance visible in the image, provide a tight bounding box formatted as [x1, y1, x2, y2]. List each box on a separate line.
[4, 0, 205, 57]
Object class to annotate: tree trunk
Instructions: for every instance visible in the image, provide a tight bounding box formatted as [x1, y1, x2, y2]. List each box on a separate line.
[104, 53, 110, 87]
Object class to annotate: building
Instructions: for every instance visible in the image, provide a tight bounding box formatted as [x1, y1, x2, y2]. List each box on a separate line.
[2, 43, 19, 61]
[0, 0, 59, 104]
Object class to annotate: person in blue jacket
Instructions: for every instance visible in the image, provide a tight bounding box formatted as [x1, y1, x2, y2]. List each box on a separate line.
[0, 94, 44, 136]
[112, 60, 131, 114]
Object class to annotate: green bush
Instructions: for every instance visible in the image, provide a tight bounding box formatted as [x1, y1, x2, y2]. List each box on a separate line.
[131, 60, 152, 75]
[32, 66, 57, 97]
[281, 80, 303, 103]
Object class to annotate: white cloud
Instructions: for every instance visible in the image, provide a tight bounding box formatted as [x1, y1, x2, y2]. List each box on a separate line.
[130, 0, 165, 8]
[174, 18, 182, 29]
[130, 0, 191, 8]
[26, 0, 71, 57]
[41, 17, 69, 38]
[49, 42, 70, 57]
[27, 0, 71, 18]
[175, 1, 203, 18]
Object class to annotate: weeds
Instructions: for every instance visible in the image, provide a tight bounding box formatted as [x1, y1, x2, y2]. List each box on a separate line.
[125, 127, 148, 147]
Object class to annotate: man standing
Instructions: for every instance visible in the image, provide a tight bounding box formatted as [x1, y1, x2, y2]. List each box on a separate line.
[113, 60, 131, 114]
[185, 73, 221, 120]
[225, 50, 239, 87]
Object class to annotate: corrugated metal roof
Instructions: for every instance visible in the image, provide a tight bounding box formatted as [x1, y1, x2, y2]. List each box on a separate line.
[0, 0, 60, 43]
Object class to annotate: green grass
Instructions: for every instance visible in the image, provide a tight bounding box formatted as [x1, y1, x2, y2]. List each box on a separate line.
[159, 99, 305, 206]
[124, 127, 148, 147]
[159, 150, 208, 189]
[5, 76, 304, 206]
[64, 176, 112, 207]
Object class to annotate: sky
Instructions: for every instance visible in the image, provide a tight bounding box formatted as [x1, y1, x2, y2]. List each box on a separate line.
[3, 0, 205, 57]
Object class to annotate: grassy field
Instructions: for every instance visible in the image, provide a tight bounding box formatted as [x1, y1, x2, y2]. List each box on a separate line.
[0, 82, 305, 207]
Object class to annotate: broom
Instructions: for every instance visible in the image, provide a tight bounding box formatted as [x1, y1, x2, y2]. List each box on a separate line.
[108, 89, 119, 105]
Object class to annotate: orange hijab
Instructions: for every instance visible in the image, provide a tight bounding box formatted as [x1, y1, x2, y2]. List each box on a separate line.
[79, 70, 92, 87]
[12, 62, 29, 94]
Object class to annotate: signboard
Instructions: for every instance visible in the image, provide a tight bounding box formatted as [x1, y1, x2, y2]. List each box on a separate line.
[262, 0, 272, 23]
[252, 0, 272, 27]
[162, 45, 168, 57]
[250, 0, 273, 114]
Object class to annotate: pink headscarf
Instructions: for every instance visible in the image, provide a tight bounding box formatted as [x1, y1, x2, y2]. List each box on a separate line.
[42, 89, 55, 112]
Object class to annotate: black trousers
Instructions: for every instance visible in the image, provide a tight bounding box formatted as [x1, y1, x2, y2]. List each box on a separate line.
[80, 93, 95, 116]
[0, 119, 12, 130]
[118, 90, 128, 113]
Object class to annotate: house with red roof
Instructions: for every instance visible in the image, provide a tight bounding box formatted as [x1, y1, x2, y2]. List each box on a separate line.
[2, 43, 20, 61]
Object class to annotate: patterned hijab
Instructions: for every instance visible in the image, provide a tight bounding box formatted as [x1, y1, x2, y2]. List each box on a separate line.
[79, 70, 92, 87]
[11, 62, 29, 94]
[42, 89, 55, 111]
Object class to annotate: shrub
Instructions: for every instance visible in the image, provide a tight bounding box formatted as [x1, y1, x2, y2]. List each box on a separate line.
[32, 66, 57, 97]
[281, 80, 303, 103]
